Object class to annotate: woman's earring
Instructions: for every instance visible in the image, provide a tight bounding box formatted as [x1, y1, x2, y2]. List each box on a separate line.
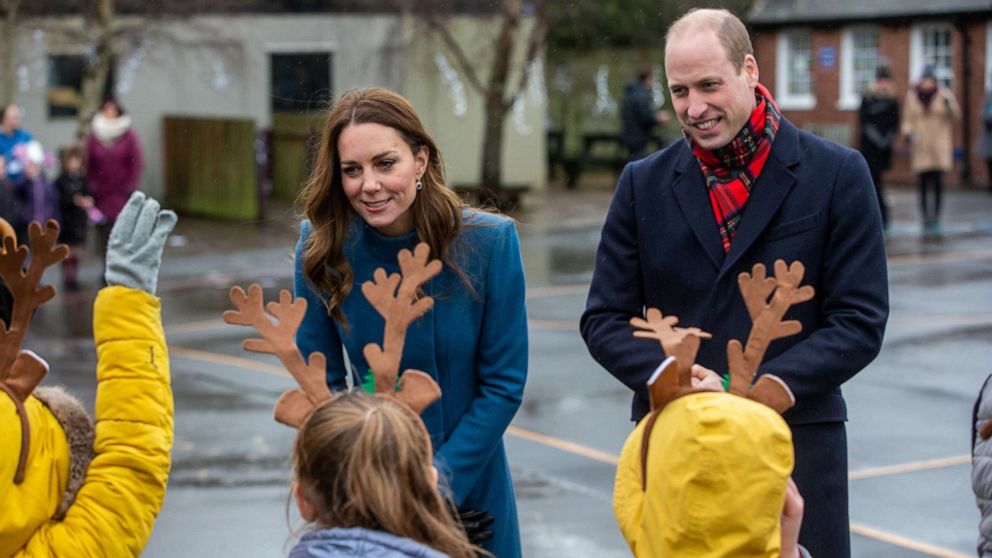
[416, 180, 423, 191]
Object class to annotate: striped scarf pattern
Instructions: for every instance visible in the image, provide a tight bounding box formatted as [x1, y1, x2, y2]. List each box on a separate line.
[690, 84, 782, 253]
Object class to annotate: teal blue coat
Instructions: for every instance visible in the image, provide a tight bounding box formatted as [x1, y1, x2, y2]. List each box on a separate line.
[294, 210, 527, 558]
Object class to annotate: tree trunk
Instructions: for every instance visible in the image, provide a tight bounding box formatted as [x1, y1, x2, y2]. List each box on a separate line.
[0, 0, 21, 104]
[75, 0, 114, 140]
[478, 0, 521, 192]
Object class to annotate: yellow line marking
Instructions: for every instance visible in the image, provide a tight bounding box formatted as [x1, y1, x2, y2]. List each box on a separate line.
[848, 454, 970, 480]
[528, 319, 579, 330]
[527, 284, 588, 298]
[507, 425, 619, 465]
[169, 346, 289, 378]
[889, 248, 992, 265]
[850, 523, 970, 558]
[166, 319, 228, 335]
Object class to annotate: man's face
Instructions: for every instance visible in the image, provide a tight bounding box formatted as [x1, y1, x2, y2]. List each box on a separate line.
[665, 30, 758, 150]
[1, 106, 21, 132]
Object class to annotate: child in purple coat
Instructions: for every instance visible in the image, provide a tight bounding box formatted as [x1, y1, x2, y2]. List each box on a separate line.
[13, 141, 58, 244]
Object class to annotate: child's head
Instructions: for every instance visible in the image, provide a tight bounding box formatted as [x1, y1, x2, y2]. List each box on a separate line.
[61, 146, 83, 174]
[292, 392, 477, 558]
[614, 391, 794, 557]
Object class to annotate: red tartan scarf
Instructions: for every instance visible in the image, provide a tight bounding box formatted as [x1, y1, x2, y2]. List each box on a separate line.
[689, 83, 782, 253]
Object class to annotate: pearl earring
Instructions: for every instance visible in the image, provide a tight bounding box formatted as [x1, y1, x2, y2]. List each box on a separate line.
[416, 180, 423, 191]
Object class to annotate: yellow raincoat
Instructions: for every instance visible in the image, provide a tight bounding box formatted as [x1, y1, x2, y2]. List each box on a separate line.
[614, 392, 793, 558]
[0, 286, 173, 557]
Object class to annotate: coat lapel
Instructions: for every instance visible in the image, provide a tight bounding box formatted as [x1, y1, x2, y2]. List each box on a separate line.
[672, 144, 724, 270]
[718, 119, 801, 280]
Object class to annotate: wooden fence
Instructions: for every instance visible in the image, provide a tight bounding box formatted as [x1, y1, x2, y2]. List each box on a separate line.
[271, 112, 322, 201]
[163, 116, 259, 220]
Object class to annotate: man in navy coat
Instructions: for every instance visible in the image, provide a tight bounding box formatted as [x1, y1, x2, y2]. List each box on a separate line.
[581, 9, 888, 558]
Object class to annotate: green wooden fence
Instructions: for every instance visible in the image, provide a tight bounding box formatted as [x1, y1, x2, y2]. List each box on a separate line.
[163, 115, 259, 220]
[271, 112, 323, 201]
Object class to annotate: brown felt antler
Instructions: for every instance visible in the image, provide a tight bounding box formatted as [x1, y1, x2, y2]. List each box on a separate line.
[727, 260, 815, 412]
[224, 284, 332, 428]
[630, 308, 712, 411]
[0, 220, 69, 483]
[361, 242, 442, 414]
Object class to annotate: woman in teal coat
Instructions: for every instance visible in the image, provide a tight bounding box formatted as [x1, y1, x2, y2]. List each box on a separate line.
[294, 87, 527, 558]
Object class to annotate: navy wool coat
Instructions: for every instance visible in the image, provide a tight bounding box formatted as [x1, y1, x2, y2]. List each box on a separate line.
[581, 117, 889, 426]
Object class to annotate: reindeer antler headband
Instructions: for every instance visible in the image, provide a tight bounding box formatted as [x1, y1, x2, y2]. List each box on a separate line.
[630, 259, 814, 489]
[225, 242, 442, 428]
[0, 221, 70, 483]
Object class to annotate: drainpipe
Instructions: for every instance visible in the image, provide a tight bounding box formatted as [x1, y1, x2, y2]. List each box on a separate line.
[955, 17, 972, 185]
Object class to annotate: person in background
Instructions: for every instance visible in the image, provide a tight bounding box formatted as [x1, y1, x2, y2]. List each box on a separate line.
[13, 140, 58, 244]
[86, 97, 143, 259]
[0, 155, 17, 227]
[978, 68, 992, 195]
[901, 65, 961, 236]
[0, 105, 33, 182]
[858, 64, 900, 230]
[55, 146, 97, 291]
[620, 70, 665, 161]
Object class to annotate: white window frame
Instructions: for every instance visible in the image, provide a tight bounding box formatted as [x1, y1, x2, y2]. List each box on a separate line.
[838, 26, 881, 110]
[986, 21, 992, 93]
[909, 23, 953, 87]
[776, 29, 815, 110]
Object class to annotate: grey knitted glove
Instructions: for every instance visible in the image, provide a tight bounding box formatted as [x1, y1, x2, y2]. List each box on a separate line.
[104, 192, 177, 295]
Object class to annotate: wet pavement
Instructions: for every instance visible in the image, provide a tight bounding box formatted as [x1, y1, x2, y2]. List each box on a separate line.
[29, 181, 992, 557]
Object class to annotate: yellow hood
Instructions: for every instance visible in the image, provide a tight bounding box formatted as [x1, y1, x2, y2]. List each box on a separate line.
[614, 392, 793, 558]
[0, 396, 70, 555]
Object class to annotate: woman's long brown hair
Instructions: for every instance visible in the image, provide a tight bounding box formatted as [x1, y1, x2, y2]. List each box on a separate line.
[294, 393, 481, 558]
[299, 87, 469, 325]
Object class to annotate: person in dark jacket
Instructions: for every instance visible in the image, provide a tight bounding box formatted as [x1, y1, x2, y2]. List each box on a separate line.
[858, 65, 900, 230]
[581, 9, 888, 558]
[621, 71, 663, 161]
[55, 146, 97, 290]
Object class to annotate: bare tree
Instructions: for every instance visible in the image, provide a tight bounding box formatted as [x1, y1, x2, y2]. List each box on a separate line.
[0, 0, 23, 104]
[409, 0, 547, 192]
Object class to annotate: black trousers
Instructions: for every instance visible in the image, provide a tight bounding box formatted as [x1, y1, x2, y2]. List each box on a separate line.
[918, 171, 943, 223]
[792, 422, 851, 558]
[867, 165, 889, 227]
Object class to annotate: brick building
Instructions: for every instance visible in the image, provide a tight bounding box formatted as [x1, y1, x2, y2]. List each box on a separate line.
[748, 0, 992, 186]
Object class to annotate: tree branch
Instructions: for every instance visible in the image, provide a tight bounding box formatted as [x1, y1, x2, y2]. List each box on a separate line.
[503, 0, 546, 112]
[424, 13, 485, 97]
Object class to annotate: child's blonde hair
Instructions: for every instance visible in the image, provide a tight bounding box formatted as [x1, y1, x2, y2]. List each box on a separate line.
[293, 392, 478, 558]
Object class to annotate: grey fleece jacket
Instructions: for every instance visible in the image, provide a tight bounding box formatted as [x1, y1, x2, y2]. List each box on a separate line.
[973, 374, 992, 557]
[289, 527, 450, 558]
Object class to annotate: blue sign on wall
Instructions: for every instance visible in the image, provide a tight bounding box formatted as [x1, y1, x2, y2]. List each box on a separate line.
[818, 46, 836, 69]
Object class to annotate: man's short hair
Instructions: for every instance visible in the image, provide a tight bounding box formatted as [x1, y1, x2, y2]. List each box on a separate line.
[665, 8, 754, 73]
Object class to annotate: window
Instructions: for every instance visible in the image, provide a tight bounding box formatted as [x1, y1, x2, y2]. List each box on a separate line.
[47, 54, 115, 119]
[838, 26, 881, 110]
[270, 52, 332, 113]
[910, 24, 953, 87]
[776, 29, 815, 110]
[47, 55, 85, 118]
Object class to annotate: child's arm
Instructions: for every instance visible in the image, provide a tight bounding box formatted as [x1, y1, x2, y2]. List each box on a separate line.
[19, 192, 176, 557]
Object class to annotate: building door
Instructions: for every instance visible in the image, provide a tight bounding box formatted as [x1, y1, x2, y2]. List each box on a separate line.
[269, 52, 333, 200]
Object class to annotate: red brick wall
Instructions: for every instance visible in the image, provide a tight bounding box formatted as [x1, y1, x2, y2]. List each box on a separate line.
[753, 20, 990, 187]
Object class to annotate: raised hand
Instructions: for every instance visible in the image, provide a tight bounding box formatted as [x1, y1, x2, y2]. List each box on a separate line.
[104, 192, 177, 295]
